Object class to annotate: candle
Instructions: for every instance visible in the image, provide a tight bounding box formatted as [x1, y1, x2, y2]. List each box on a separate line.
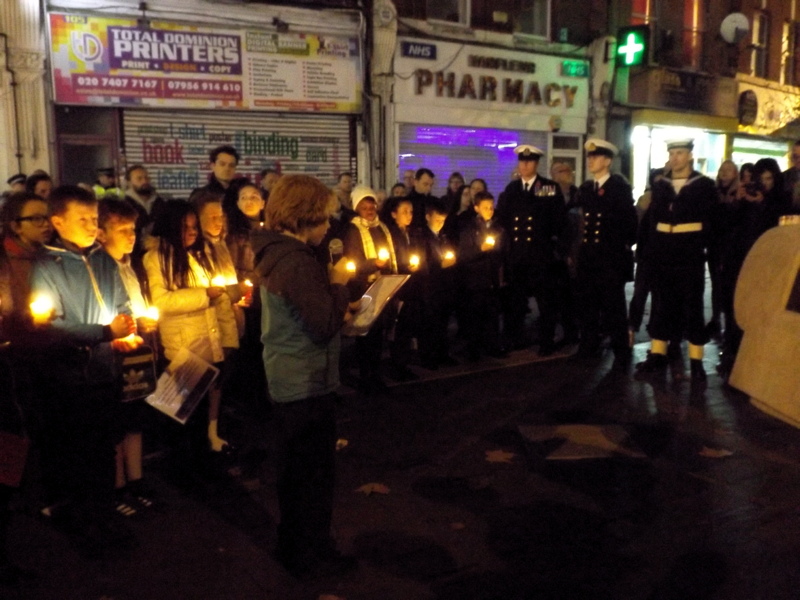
[30, 294, 54, 325]
[238, 279, 254, 307]
[485, 236, 495, 246]
[346, 261, 356, 273]
[211, 275, 227, 287]
[378, 248, 390, 262]
[144, 306, 160, 321]
[444, 250, 455, 260]
[409, 254, 420, 267]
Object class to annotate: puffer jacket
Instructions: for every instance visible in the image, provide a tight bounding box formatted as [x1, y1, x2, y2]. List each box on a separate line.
[29, 238, 131, 385]
[252, 229, 350, 403]
[143, 239, 238, 365]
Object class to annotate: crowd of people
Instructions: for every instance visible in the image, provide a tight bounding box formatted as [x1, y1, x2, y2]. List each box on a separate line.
[1, 136, 799, 582]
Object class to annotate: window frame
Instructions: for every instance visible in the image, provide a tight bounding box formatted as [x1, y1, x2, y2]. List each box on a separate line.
[426, 0, 471, 28]
[510, 0, 550, 39]
[751, 10, 770, 79]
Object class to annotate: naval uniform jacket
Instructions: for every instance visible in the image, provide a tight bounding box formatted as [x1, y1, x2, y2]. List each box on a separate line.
[576, 174, 638, 281]
[496, 176, 567, 285]
[642, 170, 716, 270]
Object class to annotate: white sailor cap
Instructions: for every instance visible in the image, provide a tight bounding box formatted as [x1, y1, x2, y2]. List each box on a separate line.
[665, 138, 694, 151]
[514, 145, 545, 161]
[584, 138, 618, 158]
[351, 185, 378, 208]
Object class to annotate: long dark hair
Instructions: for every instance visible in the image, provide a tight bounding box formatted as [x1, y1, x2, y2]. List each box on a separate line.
[223, 180, 262, 236]
[151, 200, 212, 289]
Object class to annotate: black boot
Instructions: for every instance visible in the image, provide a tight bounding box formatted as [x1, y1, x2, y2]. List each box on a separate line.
[690, 359, 707, 383]
[635, 352, 668, 372]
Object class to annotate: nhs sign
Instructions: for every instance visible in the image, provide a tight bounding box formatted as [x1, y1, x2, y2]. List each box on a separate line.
[401, 41, 437, 60]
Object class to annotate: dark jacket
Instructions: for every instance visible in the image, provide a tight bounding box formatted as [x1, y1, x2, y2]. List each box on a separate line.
[576, 174, 638, 280]
[495, 176, 567, 275]
[641, 171, 716, 268]
[457, 215, 507, 291]
[407, 189, 432, 229]
[252, 230, 350, 403]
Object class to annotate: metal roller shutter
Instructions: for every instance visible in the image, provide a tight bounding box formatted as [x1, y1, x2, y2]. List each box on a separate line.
[397, 123, 548, 198]
[123, 110, 355, 199]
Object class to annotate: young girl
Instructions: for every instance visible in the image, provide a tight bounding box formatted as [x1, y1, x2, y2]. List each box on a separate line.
[143, 200, 238, 453]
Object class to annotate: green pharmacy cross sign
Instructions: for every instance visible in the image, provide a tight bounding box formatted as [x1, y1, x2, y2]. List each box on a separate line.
[616, 26, 649, 66]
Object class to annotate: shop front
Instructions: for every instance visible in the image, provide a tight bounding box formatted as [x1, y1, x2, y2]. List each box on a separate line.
[619, 67, 739, 199]
[46, 1, 363, 195]
[734, 78, 800, 169]
[389, 37, 590, 196]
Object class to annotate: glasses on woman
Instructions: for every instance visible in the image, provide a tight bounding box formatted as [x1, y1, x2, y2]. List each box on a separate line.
[16, 215, 49, 227]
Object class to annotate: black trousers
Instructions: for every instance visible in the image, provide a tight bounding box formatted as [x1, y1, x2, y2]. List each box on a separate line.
[576, 263, 629, 353]
[40, 381, 119, 519]
[648, 261, 707, 346]
[628, 260, 652, 332]
[463, 289, 502, 355]
[418, 291, 455, 364]
[505, 263, 558, 346]
[274, 394, 337, 565]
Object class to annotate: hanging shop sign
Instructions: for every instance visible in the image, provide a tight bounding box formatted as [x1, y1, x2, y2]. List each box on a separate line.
[48, 13, 362, 113]
[393, 37, 588, 122]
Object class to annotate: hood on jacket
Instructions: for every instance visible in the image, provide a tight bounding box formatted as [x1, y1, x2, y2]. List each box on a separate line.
[252, 229, 313, 279]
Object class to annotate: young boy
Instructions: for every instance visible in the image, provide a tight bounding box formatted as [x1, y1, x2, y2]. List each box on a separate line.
[30, 186, 141, 557]
[97, 199, 159, 516]
[457, 191, 508, 360]
[418, 199, 458, 369]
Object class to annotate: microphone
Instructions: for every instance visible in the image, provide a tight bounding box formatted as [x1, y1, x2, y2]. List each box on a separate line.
[328, 238, 343, 264]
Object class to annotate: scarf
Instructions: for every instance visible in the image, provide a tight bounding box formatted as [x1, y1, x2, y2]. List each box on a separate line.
[351, 216, 398, 274]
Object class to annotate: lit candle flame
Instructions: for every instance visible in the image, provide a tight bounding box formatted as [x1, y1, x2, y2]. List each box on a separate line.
[211, 275, 227, 287]
[485, 236, 495, 246]
[409, 254, 420, 267]
[378, 248, 390, 262]
[30, 294, 54, 324]
[444, 251, 455, 260]
[144, 306, 159, 321]
[244, 279, 253, 287]
[346, 261, 356, 273]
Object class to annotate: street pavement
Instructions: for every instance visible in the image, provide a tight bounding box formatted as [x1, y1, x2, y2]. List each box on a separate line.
[4, 295, 800, 599]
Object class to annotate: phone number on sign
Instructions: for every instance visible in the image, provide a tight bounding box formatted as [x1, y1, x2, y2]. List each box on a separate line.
[163, 78, 243, 100]
[72, 74, 160, 96]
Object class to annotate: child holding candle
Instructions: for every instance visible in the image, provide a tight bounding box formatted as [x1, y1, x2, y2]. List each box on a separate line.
[343, 186, 398, 393]
[418, 199, 459, 370]
[97, 199, 160, 516]
[30, 185, 139, 558]
[383, 196, 423, 381]
[457, 191, 508, 361]
[143, 200, 239, 456]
